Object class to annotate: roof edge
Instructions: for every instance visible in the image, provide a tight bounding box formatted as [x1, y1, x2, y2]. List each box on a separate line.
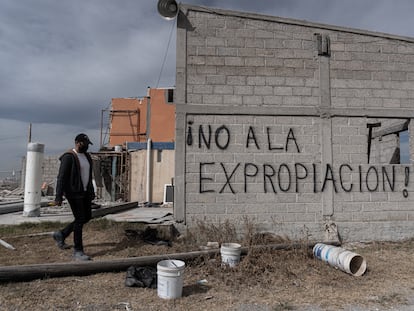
[180, 3, 414, 44]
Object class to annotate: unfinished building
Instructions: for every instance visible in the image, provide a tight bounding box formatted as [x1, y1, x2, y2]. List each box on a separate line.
[172, 4, 414, 241]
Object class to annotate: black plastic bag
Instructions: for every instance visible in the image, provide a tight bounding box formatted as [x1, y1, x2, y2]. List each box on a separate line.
[125, 266, 157, 288]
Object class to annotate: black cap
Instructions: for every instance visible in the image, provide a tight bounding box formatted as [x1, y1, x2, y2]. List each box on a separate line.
[75, 133, 93, 145]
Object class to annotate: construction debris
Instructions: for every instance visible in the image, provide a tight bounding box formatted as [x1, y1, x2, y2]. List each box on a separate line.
[124, 266, 157, 288]
[0, 238, 15, 250]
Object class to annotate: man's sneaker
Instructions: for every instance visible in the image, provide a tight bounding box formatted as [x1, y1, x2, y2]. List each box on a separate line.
[53, 231, 70, 250]
[73, 251, 91, 261]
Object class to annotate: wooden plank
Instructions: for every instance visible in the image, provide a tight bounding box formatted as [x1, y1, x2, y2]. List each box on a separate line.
[372, 120, 409, 138]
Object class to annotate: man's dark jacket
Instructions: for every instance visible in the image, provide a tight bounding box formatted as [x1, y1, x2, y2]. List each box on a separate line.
[55, 150, 95, 202]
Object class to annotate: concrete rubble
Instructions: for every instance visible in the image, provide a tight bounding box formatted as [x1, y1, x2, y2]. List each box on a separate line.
[0, 187, 174, 226]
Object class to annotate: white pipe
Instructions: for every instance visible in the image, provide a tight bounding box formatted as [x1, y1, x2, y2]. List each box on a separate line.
[313, 243, 367, 276]
[146, 138, 152, 203]
[23, 143, 44, 217]
[0, 238, 16, 250]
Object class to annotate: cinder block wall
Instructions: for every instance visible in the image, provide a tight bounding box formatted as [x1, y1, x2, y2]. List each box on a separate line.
[175, 5, 414, 241]
[20, 155, 59, 194]
[42, 156, 60, 187]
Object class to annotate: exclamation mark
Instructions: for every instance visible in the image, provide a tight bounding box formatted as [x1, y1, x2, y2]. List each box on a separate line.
[403, 166, 409, 198]
[186, 121, 193, 146]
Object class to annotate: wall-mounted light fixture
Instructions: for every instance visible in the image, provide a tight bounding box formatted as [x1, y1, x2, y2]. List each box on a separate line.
[157, 0, 178, 20]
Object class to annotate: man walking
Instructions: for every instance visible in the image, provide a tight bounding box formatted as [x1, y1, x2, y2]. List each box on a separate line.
[53, 133, 95, 261]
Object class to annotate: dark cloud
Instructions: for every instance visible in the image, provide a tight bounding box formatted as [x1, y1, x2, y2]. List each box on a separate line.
[1, 0, 414, 173]
[1, 103, 101, 129]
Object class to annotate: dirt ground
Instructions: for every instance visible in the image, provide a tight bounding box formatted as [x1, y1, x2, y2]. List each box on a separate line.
[0, 219, 413, 311]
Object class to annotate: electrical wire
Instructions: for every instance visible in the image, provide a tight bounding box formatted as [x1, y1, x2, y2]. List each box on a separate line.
[156, 21, 175, 88]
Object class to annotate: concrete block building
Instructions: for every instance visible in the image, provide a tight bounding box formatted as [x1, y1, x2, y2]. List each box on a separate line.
[104, 88, 176, 203]
[173, 4, 414, 241]
[27, 88, 176, 204]
[109, 88, 175, 147]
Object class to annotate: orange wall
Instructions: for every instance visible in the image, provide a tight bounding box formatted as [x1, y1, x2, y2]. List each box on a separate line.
[109, 88, 175, 147]
[109, 98, 146, 146]
[148, 88, 175, 142]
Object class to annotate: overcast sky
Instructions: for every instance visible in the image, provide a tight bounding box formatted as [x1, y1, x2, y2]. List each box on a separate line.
[1, 0, 414, 175]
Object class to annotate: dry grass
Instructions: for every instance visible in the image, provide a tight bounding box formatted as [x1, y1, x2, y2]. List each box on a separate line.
[0, 219, 413, 310]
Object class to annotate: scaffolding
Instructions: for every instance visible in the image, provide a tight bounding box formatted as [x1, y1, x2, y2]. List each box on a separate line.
[100, 107, 146, 150]
[91, 150, 129, 202]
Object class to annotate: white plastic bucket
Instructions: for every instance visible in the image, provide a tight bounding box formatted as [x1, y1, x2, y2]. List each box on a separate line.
[313, 243, 367, 276]
[157, 259, 185, 299]
[221, 243, 242, 267]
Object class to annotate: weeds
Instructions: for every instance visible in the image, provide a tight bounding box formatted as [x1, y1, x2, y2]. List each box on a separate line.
[0, 221, 62, 236]
[182, 219, 238, 247]
[0, 219, 132, 238]
[0, 217, 411, 310]
[178, 218, 317, 292]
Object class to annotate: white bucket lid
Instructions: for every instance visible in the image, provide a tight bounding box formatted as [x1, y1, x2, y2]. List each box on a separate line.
[157, 259, 185, 270]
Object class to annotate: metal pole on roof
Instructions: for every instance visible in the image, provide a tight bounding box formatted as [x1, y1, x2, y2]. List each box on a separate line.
[28, 123, 32, 143]
[146, 87, 151, 141]
[100, 109, 104, 149]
